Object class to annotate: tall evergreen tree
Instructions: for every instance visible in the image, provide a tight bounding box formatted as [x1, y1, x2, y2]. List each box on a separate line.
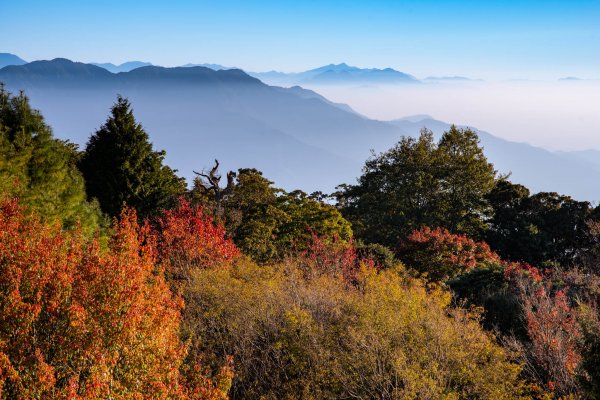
[79, 96, 186, 218]
[0, 85, 102, 234]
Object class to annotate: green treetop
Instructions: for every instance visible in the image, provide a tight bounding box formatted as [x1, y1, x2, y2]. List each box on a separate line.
[79, 96, 186, 219]
[338, 126, 496, 247]
[0, 85, 102, 234]
[191, 164, 352, 263]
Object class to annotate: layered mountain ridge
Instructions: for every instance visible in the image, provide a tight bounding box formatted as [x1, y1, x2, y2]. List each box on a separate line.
[1, 56, 598, 200]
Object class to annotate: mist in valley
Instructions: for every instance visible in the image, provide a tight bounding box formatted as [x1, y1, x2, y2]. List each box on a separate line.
[301, 79, 600, 152]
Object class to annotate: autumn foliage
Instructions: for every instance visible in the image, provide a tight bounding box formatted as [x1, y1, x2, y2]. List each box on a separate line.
[503, 266, 583, 396]
[154, 199, 240, 286]
[294, 232, 376, 284]
[398, 226, 501, 281]
[0, 197, 231, 399]
[186, 259, 526, 399]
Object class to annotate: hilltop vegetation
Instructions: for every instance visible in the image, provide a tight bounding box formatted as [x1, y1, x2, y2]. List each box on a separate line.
[1, 89, 599, 399]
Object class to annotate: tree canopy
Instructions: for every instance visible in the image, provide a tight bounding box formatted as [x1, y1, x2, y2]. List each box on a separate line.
[485, 179, 593, 266]
[0, 85, 102, 234]
[338, 126, 496, 247]
[192, 165, 352, 263]
[79, 96, 186, 219]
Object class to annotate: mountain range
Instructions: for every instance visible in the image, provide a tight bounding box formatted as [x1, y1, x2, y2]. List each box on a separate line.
[0, 56, 599, 200]
[0, 53, 454, 85]
[249, 63, 420, 86]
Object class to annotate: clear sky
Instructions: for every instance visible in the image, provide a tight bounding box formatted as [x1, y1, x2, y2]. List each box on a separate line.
[2, 0, 599, 80]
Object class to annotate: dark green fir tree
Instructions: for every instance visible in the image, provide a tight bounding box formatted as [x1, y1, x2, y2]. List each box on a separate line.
[79, 96, 186, 219]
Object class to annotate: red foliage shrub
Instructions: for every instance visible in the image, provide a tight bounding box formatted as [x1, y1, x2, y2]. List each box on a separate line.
[0, 197, 231, 399]
[504, 261, 544, 283]
[502, 260, 582, 395]
[295, 232, 375, 284]
[520, 284, 582, 395]
[154, 199, 240, 286]
[398, 226, 501, 281]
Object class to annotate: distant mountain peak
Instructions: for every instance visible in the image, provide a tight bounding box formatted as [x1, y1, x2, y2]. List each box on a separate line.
[331, 62, 352, 70]
[181, 63, 230, 70]
[51, 57, 78, 64]
[92, 61, 153, 73]
[10, 58, 111, 74]
[0, 53, 27, 69]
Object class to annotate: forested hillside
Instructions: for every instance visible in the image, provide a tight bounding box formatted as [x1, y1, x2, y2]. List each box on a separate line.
[1, 89, 600, 399]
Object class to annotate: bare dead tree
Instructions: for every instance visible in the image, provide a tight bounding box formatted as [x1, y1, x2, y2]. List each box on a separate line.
[193, 159, 237, 214]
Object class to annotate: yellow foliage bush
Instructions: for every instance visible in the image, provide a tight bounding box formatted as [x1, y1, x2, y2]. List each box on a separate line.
[183, 259, 528, 399]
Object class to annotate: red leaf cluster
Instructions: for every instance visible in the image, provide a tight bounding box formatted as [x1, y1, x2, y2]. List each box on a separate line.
[296, 233, 375, 284]
[398, 226, 501, 281]
[154, 199, 240, 286]
[0, 198, 231, 399]
[522, 284, 582, 394]
[504, 261, 544, 283]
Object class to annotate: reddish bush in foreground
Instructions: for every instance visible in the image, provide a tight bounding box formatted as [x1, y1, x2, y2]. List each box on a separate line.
[154, 199, 240, 286]
[0, 198, 231, 399]
[524, 286, 581, 394]
[505, 267, 582, 396]
[398, 226, 501, 281]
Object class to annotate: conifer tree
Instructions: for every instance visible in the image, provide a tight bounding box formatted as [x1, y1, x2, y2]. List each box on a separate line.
[79, 96, 186, 219]
[0, 85, 102, 234]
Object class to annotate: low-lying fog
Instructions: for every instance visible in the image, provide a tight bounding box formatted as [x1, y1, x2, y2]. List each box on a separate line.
[302, 80, 600, 151]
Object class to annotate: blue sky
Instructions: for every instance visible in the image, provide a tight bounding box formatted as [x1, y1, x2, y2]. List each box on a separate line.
[2, 0, 599, 79]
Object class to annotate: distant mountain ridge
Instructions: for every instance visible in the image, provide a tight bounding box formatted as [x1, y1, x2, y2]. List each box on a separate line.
[250, 63, 420, 86]
[91, 61, 153, 73]
[0, 58, 398, 191]
[181, 63, 230, 70]
[1, 53, 480, 85]
[1, 57, 599, 200]
[0, 53, 27, 69]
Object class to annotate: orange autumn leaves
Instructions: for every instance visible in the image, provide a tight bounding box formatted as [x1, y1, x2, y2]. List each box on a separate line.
[0, 198, 235, 399]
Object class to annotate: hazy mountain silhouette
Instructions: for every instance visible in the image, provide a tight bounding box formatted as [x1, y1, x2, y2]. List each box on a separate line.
[0, 59, 399, 191]
[92, 61, 153, 73]
[251, 63, 419, 86]
[181, 63, 230, 70]
[556, 149, 600, 171]
[0, 53, 27, 68]
[0, 58, 114, 87]
[1, 58, 599, 200]
[274, 85, 361, 115]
